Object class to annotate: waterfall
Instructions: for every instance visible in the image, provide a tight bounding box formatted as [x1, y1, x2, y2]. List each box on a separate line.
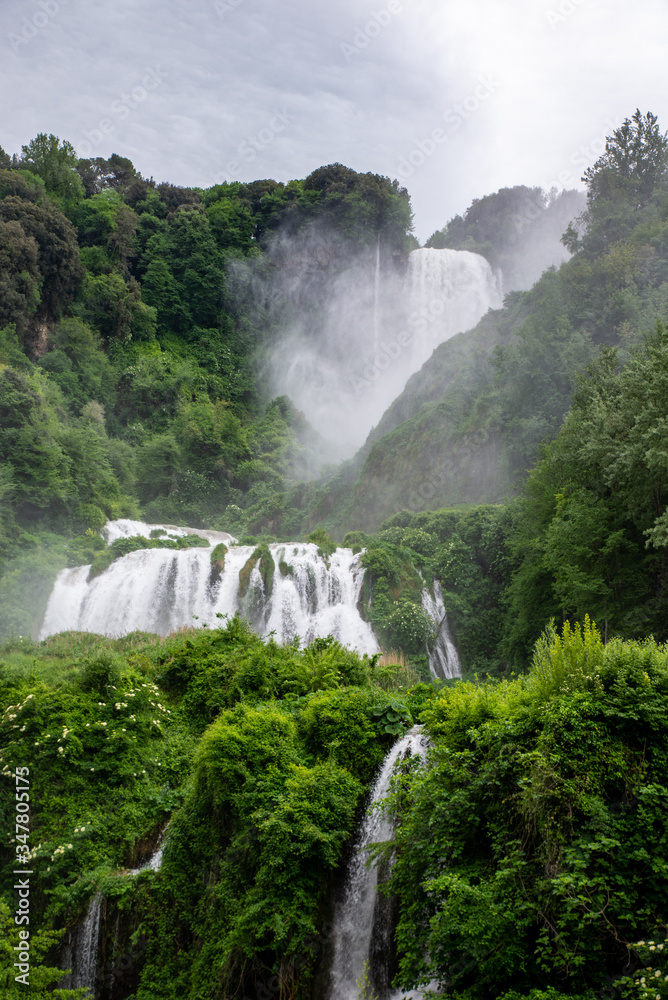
[373, 236, 381, 354]
[405, 247, 502, 370]
[265, 244, 502, 455]
[328, 726, 429, 1000]
[61, 892, 102, 996]
[40, 521, 460, 679]
[423, 581, 460, 680]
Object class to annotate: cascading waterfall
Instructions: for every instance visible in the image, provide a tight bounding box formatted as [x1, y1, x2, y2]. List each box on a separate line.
[422, 580, 460, 680]
[61, 892, 102, 995]
[373, 235, 381, 354]
[267, 244, 502, 453]
[328, 726, 430, 1000]
[40, 520, 460, 680]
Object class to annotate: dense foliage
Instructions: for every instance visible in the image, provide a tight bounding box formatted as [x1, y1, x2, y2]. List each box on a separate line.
[2, 617, 668, 999]
[0, 621, 421, 999]
[0, 136, 413, 639]
[385, 619, 668, 1000]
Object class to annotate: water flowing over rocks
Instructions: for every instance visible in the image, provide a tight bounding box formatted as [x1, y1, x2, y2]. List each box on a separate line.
[328, 726, 431, 1000]
[40, 520, 460, 680]
[268, 244, 502, 453]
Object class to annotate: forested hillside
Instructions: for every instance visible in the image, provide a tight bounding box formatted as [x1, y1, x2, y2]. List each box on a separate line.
[0, 142, 412, 636]
[3, 111, 668, 1000]
[332, 111, 668, 535]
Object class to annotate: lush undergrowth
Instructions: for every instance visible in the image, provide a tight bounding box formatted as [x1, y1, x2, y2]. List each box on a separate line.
[0, 619, 431, 999]
[385, 618, 668, 1000]
[2, 617, 668, 998]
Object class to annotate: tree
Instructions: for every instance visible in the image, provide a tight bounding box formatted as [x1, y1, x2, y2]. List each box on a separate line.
[20, 133, 84, 211]
[0, 219, 41, 334]
[563, 111, 668, 256]
[0, 193, 83, 318]
[583, 109, 668, 209]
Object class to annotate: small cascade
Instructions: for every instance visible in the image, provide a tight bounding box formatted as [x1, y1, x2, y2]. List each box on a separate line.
[328, 726, 429, 1000]
[422, 581, 460, 680]
[128, 826, 168, 875]
[61, 892, 102, 996]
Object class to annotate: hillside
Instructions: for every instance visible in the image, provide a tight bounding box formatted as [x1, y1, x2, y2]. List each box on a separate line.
[328, 114, 668, 533]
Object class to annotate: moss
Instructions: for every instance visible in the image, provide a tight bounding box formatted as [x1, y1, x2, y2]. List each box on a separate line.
[210, 543, 228, 583]
[258, 544, 275, 595]
[238, 548, 260, 599]
[279, 560, 293, 577]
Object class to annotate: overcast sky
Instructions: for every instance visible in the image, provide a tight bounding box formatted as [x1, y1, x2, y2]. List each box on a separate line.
[1, 0, 666, 242]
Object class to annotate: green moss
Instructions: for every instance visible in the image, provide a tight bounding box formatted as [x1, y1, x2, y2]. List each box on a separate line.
[209, 542, 227, 582]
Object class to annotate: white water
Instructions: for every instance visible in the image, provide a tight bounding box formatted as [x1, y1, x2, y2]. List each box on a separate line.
[61, 892, 102, 995]
[128, 827, 168, 875]
[422, 581, 460, 680]
[267, 245, 502, 455]
[328, 727, 430, 1000]
[405, 247, 502, 367]
[40, 520, 460, 679]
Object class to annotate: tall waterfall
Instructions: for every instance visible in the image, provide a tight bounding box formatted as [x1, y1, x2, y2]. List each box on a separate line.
[40, 521, 460, 680]
[266, 245, 502, 456]
[405, 248, 502, 368]
[328, 727, 430, 1000]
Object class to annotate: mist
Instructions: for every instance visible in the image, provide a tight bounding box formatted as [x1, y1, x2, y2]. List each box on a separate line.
[230, 220, 503, 464]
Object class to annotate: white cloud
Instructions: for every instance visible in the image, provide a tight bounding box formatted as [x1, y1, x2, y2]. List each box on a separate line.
[1, 0, 667, 240]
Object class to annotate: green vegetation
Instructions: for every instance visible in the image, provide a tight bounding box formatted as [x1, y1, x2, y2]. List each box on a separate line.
[2, 616, 668, 999]
[2, 111, 668, 1000]
[385, 618, 668, 999]
[0, 620, 418, 998]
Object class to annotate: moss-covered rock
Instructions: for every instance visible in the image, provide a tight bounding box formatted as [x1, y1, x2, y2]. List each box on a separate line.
[209, 542, 228, 584]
